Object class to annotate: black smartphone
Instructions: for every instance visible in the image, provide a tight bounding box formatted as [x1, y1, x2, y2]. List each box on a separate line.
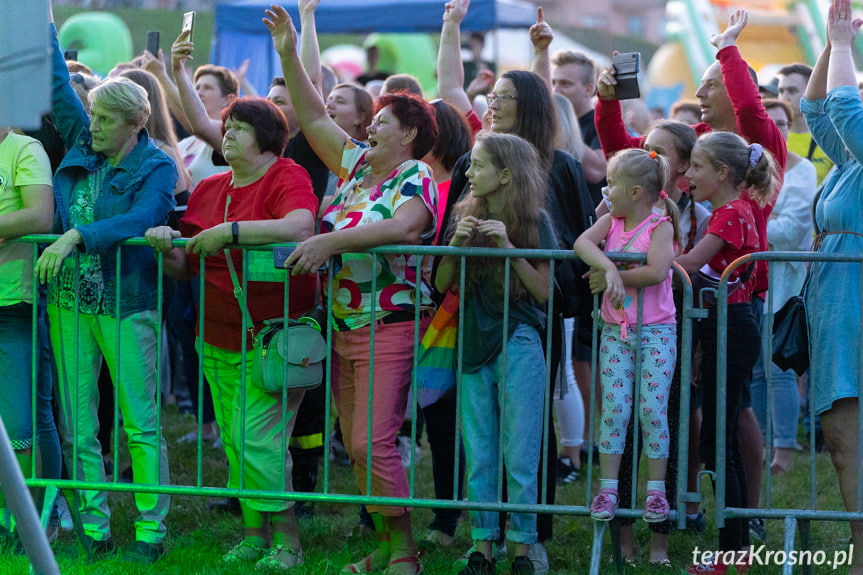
[273, 246, 296, 269]
[612, 52, 641, 101]
[181, 11, 196, 43]
[146, 31, 160, 56]
[64, 49, 78, 61]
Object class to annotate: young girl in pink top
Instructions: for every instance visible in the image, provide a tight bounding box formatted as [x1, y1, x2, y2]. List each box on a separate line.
[574, 148, 680, 523]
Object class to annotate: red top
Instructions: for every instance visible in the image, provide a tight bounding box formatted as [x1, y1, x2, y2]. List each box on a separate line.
[465, 109, 483, 138]
[595, 46, 787, 296]
[180, 158, 318, 350]
[704, 199, 760, 304]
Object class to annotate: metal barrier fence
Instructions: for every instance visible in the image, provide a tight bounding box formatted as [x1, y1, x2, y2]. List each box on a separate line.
[6, 235, 705, 574]
[715, 251, 863, 575]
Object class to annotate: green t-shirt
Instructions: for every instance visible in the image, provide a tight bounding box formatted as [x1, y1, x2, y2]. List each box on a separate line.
[0, 133, 52, 305]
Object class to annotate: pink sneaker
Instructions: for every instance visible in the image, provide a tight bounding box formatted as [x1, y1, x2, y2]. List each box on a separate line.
[643, 489, 670, 523]
[590, 488, 618, 521]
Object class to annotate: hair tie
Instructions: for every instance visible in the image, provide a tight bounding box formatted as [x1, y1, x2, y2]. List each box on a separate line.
[649, 150, 658, 159]
[659, 190, 668, 200]
[748, 143, 763, 168]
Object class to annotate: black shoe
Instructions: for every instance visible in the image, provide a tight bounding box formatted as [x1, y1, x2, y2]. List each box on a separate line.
[512, 555, 535, 575]
[458, 551, 496, 575]
[749, 518, 766, 542]
[557, 457, 581, 484]
[123, 540, 165, 564]
[80, 535, 114, 559]
[208, 497, 242, 515]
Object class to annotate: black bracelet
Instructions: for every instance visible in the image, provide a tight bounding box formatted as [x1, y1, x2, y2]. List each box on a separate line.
[232, 221, 239, 244]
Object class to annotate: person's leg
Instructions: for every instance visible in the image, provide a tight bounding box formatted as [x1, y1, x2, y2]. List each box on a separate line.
[556, 317, 585, 469]
[0, 303, 37, 527]
[96, 310, 170, 545]
[768, 363, 800, 474]
[35, 298, 62, 526]
[49, 306, 110, 542]
[421, 388, 462, 540]
[461, 361, 501, 560]
[501, 325, 546, 557]
[536, 314, 560, 544]
[821, 398, 863, 574]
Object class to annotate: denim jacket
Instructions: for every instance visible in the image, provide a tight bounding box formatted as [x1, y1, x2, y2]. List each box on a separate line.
[50, 24, 177, 317]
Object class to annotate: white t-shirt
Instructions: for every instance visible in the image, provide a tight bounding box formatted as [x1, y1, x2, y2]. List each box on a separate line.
[178, 135, 229, 192]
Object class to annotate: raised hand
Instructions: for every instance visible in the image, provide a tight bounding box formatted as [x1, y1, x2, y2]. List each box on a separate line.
[596, 61, 618, 100]
[828, 0, 863, 47]
[710, 9, 748, 50]
[264, 5, 299, 57]
[529, 7, 553, 50]
[443, 0, 469, 24]
[141, 48, 168, 78]
[171, 30, 194, 73]
[298, 0, 320, 16]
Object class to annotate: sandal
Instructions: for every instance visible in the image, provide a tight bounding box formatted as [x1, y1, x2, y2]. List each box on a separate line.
[340, 549, 389, 574]
[256, 545, 304, 571]
[384, 555, 422, 575]
[223, 539, 267, 564]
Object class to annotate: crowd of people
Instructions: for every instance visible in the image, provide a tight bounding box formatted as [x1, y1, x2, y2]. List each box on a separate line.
[2, 0, 862, 573]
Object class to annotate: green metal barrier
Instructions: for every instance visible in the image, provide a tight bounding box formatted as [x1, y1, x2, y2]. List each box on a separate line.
[11, 235, 702, 574]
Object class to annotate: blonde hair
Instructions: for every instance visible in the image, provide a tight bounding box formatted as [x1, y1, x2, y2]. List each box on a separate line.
[88, 77, 150, 129]
[608, 148, 681, 248]
[451, 132, 547, 301]
[695, 131, 776, 206]
[553, 93, 584, 161]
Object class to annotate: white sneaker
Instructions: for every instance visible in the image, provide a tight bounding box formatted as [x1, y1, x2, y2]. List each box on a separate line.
[396, 436, 422, 468]
[528, 542, 549, 575]
[457, 541, 508, 566]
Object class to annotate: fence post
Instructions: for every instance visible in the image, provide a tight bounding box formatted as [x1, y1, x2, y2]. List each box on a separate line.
[0, 415, 59, 575]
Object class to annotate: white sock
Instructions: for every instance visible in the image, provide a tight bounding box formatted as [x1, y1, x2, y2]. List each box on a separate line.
[647, 481, 665, 495]
[599, 479, 619, 502]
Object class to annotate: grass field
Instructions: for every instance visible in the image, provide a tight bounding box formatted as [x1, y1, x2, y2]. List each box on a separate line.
[0, 403, 856, 575]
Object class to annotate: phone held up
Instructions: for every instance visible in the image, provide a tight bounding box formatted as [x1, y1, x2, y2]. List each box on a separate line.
[181, 11, 196, 43]
[146, 31, 160, 57]
[611, 52, 641, 101]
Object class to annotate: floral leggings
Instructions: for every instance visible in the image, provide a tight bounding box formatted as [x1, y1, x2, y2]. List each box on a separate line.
[598, 323, 677, 458]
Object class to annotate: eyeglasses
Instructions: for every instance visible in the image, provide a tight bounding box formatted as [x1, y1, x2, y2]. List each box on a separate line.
[486, 93, 518, 106]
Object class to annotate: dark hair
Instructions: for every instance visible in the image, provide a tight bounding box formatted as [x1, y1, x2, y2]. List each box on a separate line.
[270, 77, 286, 89]
[762, 98, 794, 124]
[500, 70, 556, 169]
[220, 97, 288, 156]
[696, 131, 776, 206]
[429, 100, 471, 172]
[778, 63, 813, 81]
[121, 68, 179, 149]
[331, 83, 374, 141]
[650, 120, 697, 162]
[194, 64, 239, 97]
[382, 74, 424, 97]
[376, 92, 438, 160]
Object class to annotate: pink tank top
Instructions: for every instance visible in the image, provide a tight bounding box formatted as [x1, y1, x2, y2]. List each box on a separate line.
[600, 214, 676, 340]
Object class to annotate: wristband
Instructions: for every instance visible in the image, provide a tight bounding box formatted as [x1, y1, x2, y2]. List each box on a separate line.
[232, 221, 239, 244]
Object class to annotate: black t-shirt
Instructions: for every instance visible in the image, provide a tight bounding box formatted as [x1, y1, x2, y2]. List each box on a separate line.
[283, 131, 330, 204]
[578, 109, 606, 208]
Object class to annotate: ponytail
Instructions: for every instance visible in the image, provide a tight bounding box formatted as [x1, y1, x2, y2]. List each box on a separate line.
[742, 143, 776, 206]
[659, 190, 682, 252]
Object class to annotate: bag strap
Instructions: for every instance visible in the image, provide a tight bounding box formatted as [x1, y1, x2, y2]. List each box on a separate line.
[620, 216, 660, 253]
[806, 137, 818, 162]
[225, 249, 256, 341]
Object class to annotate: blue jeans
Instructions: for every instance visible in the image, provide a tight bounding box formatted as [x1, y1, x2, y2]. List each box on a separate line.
[461, 323, 545, 544]
[750, 353, 800, 449]
[0, 303, 36, 449]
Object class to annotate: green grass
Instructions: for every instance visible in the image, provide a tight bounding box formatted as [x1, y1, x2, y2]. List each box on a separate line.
[1, 406, 857, 574]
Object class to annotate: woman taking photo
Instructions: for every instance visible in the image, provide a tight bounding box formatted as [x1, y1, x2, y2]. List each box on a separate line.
[266, 7, 439, 575]
[36, 11, 177, 564]
[146, 97, 317, 571]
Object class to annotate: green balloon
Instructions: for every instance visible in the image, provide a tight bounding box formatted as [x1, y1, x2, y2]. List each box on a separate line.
[58, 12, 133, 77]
